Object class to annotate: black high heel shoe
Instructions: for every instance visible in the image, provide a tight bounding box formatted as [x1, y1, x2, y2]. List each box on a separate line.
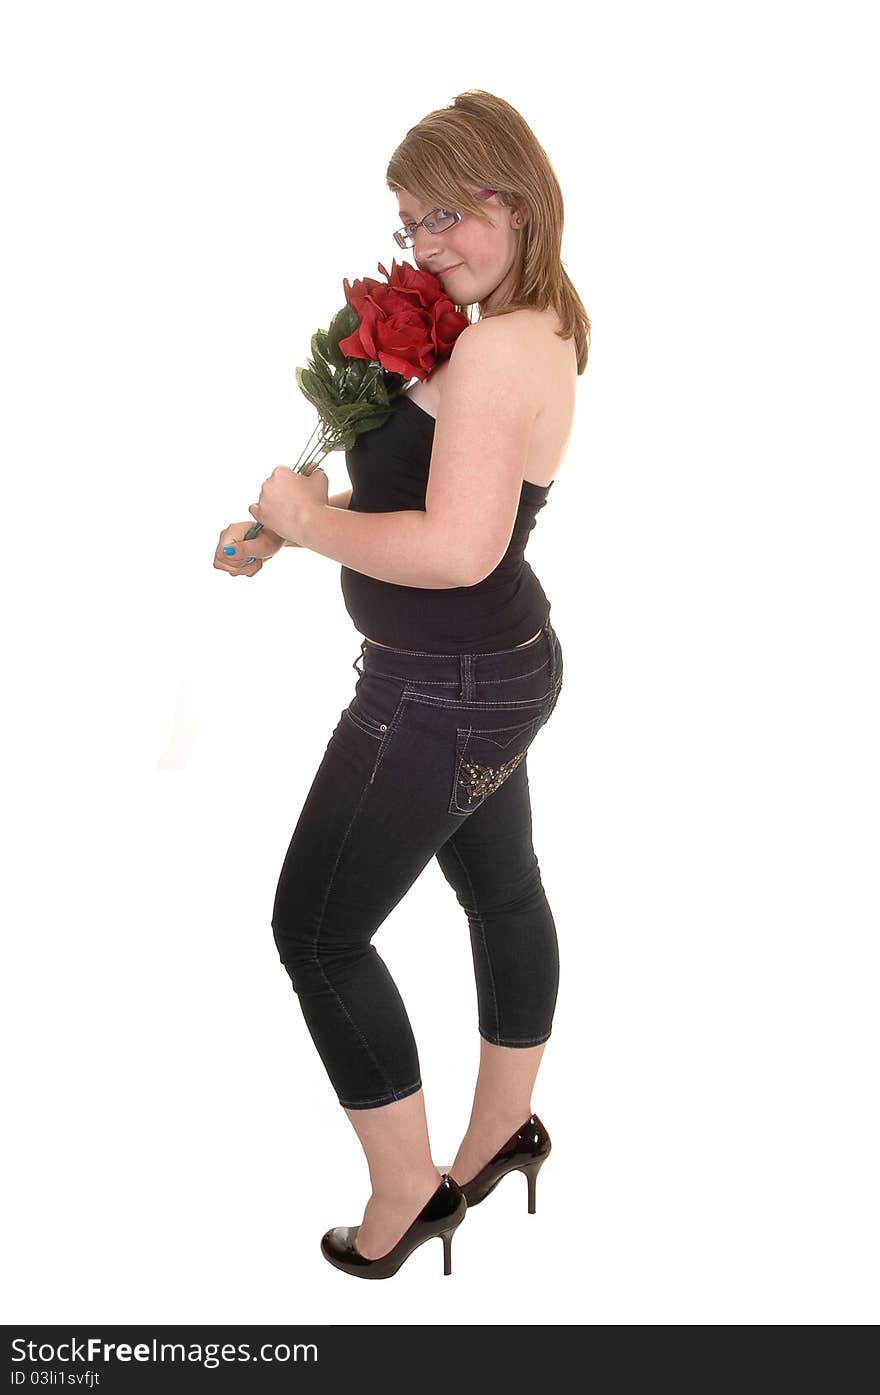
[320, 1174, 467, 1279]
[451, 1114, 551, 1214]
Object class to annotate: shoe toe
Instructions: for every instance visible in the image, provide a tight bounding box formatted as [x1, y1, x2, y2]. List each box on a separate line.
[321, 1225, 359, 1261]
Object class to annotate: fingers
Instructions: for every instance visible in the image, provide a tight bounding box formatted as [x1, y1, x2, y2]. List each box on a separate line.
[214, 531, 267, 575]
[215, 518, 288, 575]
[222, 543, 262, 563]
[225, 531, 269, 556]
[213, 551, 262, 575]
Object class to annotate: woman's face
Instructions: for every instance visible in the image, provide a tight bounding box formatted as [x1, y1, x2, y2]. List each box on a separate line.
[395, 187, 525, 313]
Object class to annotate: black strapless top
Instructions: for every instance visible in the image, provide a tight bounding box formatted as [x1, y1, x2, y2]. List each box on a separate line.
[339, 393, 554, 653]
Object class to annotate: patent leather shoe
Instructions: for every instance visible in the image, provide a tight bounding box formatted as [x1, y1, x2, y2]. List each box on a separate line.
[451, 1113, 551, 1213]
[320, 1173, 467, 1278]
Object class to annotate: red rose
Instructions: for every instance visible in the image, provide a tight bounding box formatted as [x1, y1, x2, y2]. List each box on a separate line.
[338, 258, 469, 381]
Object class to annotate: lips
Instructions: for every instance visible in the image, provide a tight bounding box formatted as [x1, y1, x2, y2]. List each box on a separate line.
[436, 263, 462, 275]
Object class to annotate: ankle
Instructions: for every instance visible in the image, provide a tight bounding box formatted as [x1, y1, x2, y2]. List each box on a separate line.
[369, 1165, 442, 1203]
[465, 1108, 532, 1140]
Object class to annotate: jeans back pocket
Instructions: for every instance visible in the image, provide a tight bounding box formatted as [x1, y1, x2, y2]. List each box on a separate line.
[448, 715, 542, 815]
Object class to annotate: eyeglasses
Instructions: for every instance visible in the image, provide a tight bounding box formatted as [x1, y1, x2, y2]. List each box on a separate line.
[394, 189, 496, 248]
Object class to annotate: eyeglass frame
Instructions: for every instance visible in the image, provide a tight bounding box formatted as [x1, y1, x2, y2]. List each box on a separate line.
[393, 189, 497, 248]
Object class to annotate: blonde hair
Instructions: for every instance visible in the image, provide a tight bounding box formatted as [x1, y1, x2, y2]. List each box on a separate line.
[386, 89, 591, 375]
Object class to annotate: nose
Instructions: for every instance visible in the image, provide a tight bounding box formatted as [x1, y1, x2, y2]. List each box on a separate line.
[413, 223, 449, 266]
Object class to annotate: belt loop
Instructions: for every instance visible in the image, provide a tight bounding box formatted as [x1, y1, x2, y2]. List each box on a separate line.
[544, 617, 557, 686]
[459, 653, 475, 700]
[353, 639, 367, 676]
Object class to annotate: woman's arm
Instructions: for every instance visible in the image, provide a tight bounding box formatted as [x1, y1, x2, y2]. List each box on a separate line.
[295, 505, 466, 587]
[294, 319, 539, 588]
[283, 486, 352, 545]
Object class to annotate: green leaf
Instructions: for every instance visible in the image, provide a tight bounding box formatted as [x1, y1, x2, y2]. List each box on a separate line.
[296, 366, 333, 411]
[325, 335, 348, 374]
[327, 304, 360, 362]
[345, 359, 367, 390]
[309, 332, 334, 387]
[354, 408, 393, 433]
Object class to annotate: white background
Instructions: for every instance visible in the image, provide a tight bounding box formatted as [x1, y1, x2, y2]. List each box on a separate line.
[2, 0, 877, 1326]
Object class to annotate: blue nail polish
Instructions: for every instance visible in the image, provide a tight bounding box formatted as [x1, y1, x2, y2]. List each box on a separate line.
[223, 545, 236, 556]
[246, 556, 257, 563]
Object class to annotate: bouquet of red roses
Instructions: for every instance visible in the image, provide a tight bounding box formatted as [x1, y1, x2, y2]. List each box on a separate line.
[244, 259, 469, 541]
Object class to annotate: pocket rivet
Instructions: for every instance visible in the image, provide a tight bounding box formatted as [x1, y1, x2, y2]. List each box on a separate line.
[380, 723, 387, 731]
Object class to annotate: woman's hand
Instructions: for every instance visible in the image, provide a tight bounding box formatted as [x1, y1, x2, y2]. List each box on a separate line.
[213, 521, 285, 576]
[248, 465, 329, 544]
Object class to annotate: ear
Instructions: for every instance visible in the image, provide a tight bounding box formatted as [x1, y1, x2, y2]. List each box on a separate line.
[506, 196, 528, 229]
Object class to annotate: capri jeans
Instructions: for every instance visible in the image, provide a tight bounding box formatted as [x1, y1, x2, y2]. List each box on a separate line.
[270, 615, 564, 1110]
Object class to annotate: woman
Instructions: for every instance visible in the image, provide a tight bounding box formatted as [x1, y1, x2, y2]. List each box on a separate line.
[214, 90, 590, 1278]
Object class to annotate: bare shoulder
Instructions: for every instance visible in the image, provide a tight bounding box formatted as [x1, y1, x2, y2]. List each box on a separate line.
[426, 307, 577, 471]
[449, 310, 532, 357]
[444, 311, 547, 414]
[453, 307, 545, 353]
[463, 308, 575, 379]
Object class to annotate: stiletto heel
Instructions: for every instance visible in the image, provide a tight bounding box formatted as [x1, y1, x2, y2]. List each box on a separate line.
[321, 1174, 467, 1280]
[453, 1113, 552, 1211]
[521, 1157, 545, 1213]
[441, 1227, 455, 1275]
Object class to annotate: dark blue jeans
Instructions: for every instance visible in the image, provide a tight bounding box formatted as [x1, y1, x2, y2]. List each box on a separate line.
[271, 617, 564, 1110]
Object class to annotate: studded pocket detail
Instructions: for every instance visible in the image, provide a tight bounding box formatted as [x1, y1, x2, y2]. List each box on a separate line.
[448, 717, 541, 815]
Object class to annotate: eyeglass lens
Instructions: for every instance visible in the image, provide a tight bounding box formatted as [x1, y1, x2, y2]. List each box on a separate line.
[396, 210, 456, 247]
[394, 191, 494, 247]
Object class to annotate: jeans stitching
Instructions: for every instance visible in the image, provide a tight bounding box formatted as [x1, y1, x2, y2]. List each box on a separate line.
[343, 706, 384, 740]
[382, 658, 552, 690]
[479, 658, 551, 684]
[338, 1079, 423, 1109]
[309, 778, 397, 1103]
[377, 677, 460, 687]
[478, 1029, 551, 1047]
[458, 717, 541, 739]
[369, 691, 409, 785]
[406, 692, 548, 711]
[450, 721, 535, 813]
[448, 838, 500, 1043]
[363, 657, 551, 687]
